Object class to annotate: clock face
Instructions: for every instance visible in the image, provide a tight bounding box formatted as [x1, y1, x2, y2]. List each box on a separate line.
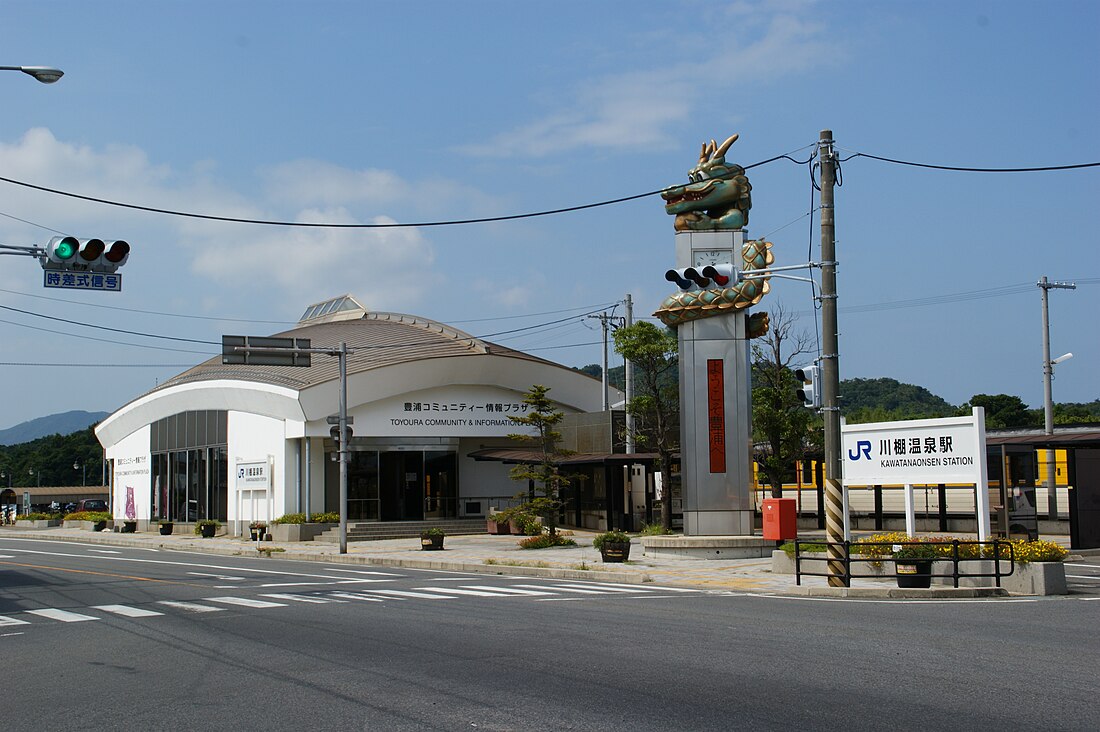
[692, 249, 731, 267]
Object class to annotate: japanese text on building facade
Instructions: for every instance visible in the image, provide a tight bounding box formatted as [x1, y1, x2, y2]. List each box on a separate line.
[403, 402, 528, 414]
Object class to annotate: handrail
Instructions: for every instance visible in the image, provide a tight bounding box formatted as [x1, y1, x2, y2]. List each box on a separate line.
[792, 539, 1015, 588]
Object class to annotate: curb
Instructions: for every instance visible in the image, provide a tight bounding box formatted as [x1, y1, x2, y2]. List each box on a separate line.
[789, 586, 1010, 599]
[1, 530, 651, 585]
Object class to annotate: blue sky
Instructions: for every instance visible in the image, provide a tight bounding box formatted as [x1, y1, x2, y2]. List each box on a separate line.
[0, 0, 1096, 430]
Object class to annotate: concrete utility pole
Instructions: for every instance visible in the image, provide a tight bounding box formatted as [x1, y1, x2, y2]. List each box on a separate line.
[586, 310, 617, 411]
[624, 294, 634, 453]
[1039, 275, 1075, 522]
[818, 129, 847, 587]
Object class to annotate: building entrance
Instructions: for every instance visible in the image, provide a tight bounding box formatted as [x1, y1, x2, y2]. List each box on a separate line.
[326, 448, 457, 521]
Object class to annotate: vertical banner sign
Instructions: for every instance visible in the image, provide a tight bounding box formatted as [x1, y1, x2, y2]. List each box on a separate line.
[707, 359, 726, 473]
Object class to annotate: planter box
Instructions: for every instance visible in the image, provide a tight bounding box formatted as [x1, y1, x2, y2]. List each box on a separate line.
[15, 519, 61, 529]
[63, 520, 110, 531]
[930, 560, 1067, 595]
[270, 523, 332, 542]
[486, 519, 510, 535]
[1002, 562, 1067, 595]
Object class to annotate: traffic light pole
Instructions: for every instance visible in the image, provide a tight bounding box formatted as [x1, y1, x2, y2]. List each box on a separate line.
[818, 129, 847, 587]
[223, 337, 354, 554]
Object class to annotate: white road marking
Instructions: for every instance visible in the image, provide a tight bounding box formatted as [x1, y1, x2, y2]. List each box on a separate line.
[459, 585, 556, 596]
[260, 593, 342, 604]
[367, 589, 457, 600]
[93, 604, 164, 618]
[551, 583, 652, 594]
[0, 554, 16, 559]
[412, 586, 510, 598]
[156, 601, 224, 613]
[188, 572, 244, 580]
[325, 568, 405, 576]
[205, 596, 286, 609]
[1069, 564, 1100, 569]
[327, 592, 385, 602]
[25, 608, 100, 622]
[88, 549, 121, 554]
[1066, 574, 1100, 581]
[0, 615, 30, 626]
[513, 584, 607, 595]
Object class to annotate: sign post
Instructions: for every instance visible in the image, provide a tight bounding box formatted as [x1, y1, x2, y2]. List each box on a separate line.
[842, 408, 990, 540]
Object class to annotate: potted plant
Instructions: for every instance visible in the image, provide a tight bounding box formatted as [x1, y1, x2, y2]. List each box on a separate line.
[893, 541, 939, 588]
[195, 519, 220, 538]
[249, 522, 268, 541]
[88, 512, 110, 532]
[486, 513, 510, 535]
[157, 519, 174, 536]
[121, 519, 138, 533]
[420, 526, 445, 551]
[593, 530, 632, 563]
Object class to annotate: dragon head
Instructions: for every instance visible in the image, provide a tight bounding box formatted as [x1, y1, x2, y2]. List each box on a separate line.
[662, 133, 752, 231]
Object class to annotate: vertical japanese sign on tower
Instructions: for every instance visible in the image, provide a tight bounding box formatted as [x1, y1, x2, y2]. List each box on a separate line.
[655, 134, 775, 535]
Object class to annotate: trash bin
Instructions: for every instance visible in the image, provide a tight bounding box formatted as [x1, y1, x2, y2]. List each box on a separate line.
[762, 497, 797, 540]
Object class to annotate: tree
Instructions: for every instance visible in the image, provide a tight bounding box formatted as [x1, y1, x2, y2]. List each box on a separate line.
[507, 384, 571, 536]
[961, 394, 1036, 429]
[612, 321, 679, 531]
[750, 305, 818, 498]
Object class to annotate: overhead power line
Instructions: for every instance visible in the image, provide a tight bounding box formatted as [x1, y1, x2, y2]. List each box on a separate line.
[0, 149, 812, 229]
[839, 150, 1100, 173]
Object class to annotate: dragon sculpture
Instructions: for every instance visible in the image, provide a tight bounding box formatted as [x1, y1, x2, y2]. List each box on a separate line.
[661, 133, 752, 232]
[655, 133, 773, 334]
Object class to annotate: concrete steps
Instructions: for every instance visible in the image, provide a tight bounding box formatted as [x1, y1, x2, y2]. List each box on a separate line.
[314, 518, 487, 543]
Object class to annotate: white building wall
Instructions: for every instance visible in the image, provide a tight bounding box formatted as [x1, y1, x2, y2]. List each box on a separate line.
[228, 411, 286, 530]
[107, 425, 151, 522]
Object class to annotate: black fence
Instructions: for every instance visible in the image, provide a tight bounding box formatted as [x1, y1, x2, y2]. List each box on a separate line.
[792, 539, 1016, 588]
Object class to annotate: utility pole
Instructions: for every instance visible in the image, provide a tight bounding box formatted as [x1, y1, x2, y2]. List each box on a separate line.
[624, 294, 635, 454]
[586, 310, 617, 411]
[1039, 275, 1075, 522]
[818, 129, 846, 587]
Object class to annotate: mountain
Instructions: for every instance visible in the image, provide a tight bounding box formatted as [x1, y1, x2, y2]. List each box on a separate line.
[0, 410, 110, 446]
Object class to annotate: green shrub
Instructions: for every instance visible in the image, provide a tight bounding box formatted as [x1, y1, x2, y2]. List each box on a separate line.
[639, 522, 672, 536]
[592, 530, 631, 550]
[273, 513, 306, 524]
[64, 511, 111, 522]
[312, 512, 340, 523]
[779, 541, 827, 557]
[519, 533, 577, 549]
[422, 527, 445, 537]
[1001, 539, 1068, 563]
[193, 519, 221, 535]
[16, 512, 62, 521]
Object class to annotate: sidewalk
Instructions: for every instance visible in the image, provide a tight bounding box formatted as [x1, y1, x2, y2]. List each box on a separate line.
[0, 525, 1083, 598]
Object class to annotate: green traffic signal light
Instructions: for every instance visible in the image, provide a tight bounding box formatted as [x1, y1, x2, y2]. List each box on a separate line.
[45, 236, 79, 263]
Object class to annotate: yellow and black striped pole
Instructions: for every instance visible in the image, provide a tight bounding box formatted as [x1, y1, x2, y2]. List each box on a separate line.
[818, 130, 848, 587]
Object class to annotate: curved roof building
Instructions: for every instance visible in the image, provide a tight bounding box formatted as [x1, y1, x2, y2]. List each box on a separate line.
[96, 295, 621, 534]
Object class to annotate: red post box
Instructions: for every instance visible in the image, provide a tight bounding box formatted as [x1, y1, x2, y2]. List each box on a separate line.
[762, 497, 797, 541]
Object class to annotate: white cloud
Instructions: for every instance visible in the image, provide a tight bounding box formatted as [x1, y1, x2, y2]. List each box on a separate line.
[459, 1, 833, 159]
[0, 130, 471, 310]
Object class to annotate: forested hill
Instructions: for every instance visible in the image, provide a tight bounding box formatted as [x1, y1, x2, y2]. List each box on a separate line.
[839, 378, 956, 421]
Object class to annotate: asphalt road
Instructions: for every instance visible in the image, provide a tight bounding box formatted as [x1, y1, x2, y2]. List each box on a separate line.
[2, 536, 1097, 731]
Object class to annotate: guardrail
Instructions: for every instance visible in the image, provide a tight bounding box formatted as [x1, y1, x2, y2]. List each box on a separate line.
[792, 539, 1016, 588]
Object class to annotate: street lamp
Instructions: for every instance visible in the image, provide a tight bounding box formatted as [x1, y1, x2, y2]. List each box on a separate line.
[1039, 276, 1076, 522]
[0, 65, 64, 83]
[73, 460, 86, 487]
[28, 467, 39, 487]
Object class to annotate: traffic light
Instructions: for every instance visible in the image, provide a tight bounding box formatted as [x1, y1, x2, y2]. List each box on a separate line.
[41, 236, 130, 272]
[665, 267, 712, 291]
[794, 364, 820, 408]
[329, 424, 354, 460]
[44, 236, 78, 266]
[700, 263, 736, 286]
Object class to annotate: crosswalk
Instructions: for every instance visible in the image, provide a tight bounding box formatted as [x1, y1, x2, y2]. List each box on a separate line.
[0, 580, 696, 630]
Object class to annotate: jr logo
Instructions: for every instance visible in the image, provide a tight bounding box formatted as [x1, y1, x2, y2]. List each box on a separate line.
[848, 440, 872, 461]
